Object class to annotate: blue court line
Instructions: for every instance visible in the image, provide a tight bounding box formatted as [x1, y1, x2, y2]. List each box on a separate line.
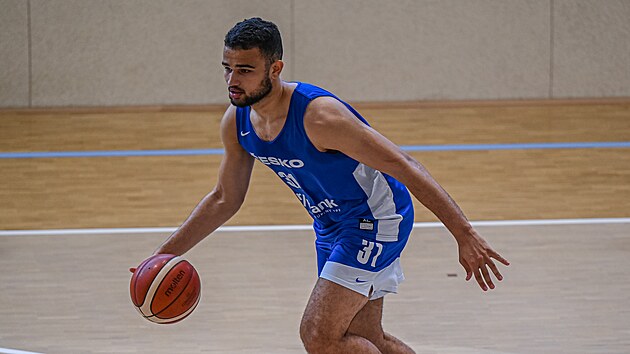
[402, 141, 630, 152]
[0, 141, 629, 159]
[0, 148, 225, 159]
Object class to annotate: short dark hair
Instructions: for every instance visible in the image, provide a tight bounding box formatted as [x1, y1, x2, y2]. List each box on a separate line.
[224, 17, 283, 64]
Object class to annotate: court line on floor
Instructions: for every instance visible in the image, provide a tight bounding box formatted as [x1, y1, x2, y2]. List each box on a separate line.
[1, 141, 629, 159]
[1, 218, 628, 237]
[0, 347, 44, 354]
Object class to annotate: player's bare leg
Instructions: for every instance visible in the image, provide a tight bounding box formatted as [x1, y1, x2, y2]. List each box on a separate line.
[300, 278, 381, 354]
[348, 297, 415, 354]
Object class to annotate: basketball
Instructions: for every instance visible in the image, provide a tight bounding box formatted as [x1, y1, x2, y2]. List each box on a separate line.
[130, 254, 201, 324]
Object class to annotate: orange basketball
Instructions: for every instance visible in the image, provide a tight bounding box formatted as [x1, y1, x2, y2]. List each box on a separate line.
[130, 254, 201, 324]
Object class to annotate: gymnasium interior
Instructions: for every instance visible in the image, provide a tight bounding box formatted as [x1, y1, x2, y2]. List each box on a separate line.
[1, 1, 629, 353]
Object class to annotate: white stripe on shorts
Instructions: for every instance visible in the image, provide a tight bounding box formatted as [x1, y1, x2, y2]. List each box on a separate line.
[320, 258, 404, 300]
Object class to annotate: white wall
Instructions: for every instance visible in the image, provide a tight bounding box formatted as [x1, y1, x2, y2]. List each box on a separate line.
[553, 0, 630, 98]
[1, 0, 629, 107]
[0, 0, 29, 106]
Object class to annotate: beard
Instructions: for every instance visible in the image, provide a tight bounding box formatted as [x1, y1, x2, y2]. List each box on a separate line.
[229, 75, 273, 108]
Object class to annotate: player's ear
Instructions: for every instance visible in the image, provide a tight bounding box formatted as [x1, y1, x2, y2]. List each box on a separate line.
[270, 60, 284, 79]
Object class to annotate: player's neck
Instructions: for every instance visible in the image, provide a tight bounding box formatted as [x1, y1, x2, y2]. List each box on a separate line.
[251, 80, 294, 122]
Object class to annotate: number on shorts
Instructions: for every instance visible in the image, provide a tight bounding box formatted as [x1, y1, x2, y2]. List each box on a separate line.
[357, 239, 383, 267]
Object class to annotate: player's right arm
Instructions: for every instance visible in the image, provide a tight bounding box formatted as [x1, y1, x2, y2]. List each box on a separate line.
[153, 106, 255, 256]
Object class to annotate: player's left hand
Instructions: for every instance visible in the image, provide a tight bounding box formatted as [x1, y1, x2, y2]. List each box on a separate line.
[457, 231, 510, 291]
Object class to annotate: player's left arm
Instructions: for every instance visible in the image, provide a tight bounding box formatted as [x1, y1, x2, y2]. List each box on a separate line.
[303, 97, 509, 291]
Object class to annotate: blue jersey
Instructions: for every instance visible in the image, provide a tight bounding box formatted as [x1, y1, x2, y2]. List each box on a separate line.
[235, 82, 414, 242]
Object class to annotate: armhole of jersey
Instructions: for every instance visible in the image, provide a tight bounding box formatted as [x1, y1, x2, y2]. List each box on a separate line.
[234, 106, 249, 144]
[299, 92, 371, 154]
[234, 107, 242, 135]
[299, 93, 338, 154]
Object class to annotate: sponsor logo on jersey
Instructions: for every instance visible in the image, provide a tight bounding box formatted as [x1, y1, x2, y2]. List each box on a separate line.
[296, 193, 341, 216]
[250, 153, 304, 169]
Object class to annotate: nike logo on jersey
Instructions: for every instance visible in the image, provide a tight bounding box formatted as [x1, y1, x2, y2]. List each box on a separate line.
[355, 277, 367, 283]
[240, 131, 250, 136]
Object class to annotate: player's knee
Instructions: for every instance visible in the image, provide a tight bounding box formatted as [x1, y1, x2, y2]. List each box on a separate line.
[299, 317, 332, 353]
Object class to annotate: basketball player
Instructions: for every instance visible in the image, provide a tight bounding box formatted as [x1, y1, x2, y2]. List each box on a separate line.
[149, 17, 510, 353]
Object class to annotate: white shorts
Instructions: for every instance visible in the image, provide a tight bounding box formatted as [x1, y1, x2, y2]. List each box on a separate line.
[320, 257, 404, 300]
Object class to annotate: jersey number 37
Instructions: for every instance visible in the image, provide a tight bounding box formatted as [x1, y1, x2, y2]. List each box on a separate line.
[357, 239, 383, 267]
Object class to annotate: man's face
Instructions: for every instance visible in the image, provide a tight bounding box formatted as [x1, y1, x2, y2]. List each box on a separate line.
[222, 47, 273, 107]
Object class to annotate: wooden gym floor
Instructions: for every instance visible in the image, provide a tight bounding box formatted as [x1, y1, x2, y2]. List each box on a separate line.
[0, 100, 629, 353]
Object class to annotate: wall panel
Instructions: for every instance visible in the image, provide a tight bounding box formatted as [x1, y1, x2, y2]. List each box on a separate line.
[0, 0, 29, 107]
[293, 0, 550, 101]
[29, 0, 292, 107]
[553, 0, 630, 98]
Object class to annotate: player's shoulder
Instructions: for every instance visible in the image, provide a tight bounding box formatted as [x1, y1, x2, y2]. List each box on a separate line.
[305, 96, 353, 125]
[220, 105, 238, 138]
[220, 104, 238, 127]
[221, 104, 238, 122]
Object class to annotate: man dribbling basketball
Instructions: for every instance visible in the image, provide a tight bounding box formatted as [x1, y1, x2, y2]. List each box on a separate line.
[144, 17, 509, 353]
